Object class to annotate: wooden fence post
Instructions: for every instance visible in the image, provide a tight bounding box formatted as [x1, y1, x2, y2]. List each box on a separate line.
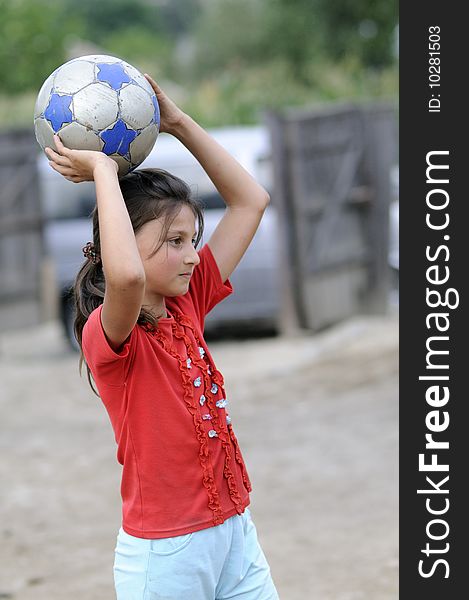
[264, 110, 304, 335]
[0, 129, 44, 332]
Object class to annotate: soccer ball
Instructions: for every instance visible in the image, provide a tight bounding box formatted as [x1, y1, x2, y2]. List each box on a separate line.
[34, 54, 160, 176]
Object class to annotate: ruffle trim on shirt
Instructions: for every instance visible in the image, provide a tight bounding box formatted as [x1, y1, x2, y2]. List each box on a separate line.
[144, 310, 250, 525]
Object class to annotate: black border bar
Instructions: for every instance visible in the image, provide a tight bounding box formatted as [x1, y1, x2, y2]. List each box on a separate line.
[400, 2, 467, 596]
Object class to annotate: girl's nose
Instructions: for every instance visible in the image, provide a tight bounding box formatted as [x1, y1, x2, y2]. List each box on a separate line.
[185, 244, 200, 266]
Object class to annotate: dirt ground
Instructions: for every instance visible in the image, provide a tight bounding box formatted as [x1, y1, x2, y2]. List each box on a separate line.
[0, 312, 398, 600]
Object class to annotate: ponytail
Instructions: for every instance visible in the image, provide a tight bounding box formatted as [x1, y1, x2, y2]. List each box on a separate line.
[73, 233, 105, 393]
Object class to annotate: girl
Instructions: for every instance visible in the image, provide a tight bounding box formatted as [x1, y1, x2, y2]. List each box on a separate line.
[46, 75, 279, 600]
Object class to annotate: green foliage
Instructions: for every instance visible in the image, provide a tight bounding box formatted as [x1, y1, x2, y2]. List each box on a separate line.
[0, 0, 84, 93]
[192, 0, 325, 81]
[102, 27, 173, 76]
[193, 0, 269, 74]
[0, 0, 398, 129]
[59, 0, 164, 41]
[60, 0, 202, 40]
[192, 0, 397, 78]
[316, 0, 398, 67]
[260, 0, 324, 77]
[181, 59, 398, 127]
[183, 0, 398, 125]
[158, 0, 202, 36]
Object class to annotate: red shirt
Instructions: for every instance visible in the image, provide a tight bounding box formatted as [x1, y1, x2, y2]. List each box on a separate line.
[82, 244, 251, 539]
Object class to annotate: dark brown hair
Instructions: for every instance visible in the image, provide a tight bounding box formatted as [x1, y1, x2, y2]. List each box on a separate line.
[73, 168, 204, 389]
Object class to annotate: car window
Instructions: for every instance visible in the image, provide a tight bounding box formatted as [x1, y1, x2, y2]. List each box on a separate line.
[40, 175, 96, 221]
[199, 188, 272, 211]
[200, 192, 226, 210]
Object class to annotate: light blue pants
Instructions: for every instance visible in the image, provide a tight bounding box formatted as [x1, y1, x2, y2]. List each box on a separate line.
[113, 508, 279, 600]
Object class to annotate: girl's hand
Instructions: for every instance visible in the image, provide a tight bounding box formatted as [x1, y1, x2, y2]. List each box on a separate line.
[45, 134, 118, 182]
[144, 74, 187, 135]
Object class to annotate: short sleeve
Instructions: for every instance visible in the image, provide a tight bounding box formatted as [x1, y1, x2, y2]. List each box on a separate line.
[82, 304, 137, 385]
[183, 243, 233, 325]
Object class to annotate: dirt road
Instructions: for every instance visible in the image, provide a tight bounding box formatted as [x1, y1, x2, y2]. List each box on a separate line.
[0, 313, 398, 599]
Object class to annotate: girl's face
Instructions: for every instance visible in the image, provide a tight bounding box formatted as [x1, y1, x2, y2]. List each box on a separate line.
[136, 204, 201, 303]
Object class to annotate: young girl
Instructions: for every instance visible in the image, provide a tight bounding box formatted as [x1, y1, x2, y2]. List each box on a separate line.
[46, 75, 279, 600]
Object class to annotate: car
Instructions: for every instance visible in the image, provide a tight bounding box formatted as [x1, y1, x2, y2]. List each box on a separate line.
[38, 126, 281, 349]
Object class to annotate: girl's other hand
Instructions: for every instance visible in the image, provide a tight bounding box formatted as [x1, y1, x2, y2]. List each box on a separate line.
[144, 74, 187, 135]
[45, 134, 118, 182]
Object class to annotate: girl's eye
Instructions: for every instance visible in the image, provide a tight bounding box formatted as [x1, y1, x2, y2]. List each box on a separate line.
[168, 237, 197, 247]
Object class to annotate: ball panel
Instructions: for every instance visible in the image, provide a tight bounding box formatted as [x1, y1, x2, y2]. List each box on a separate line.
[34, 117, 56, 151]
[72, 83, 119, 130]
[97, 62, 132, 91]
[34, 73, 55, 118]
[152, 95, 160, 127]
[120, 85, 155, 129]
[121, 61, 154, 94]
[108, 153, 133, 176]
[100, 119, 138, 157]
[53, 60, 96, 94]
[129, 123, 159, 166]
[59, 122, 104, 152]
[44, 93, 74, 132]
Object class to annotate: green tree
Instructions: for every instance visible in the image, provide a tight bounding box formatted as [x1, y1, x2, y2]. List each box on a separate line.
[192, 0, 397, 80]
[262, 0, 323, 77]
[59, 0, 196, 78]
[316, 0, 398, 67]
[102, 27, 173, 74]
[158, 0, 201, 37]
[193, 0, 269, 76]
[60, 0, 164, 42]
[0, 0, 84, 93]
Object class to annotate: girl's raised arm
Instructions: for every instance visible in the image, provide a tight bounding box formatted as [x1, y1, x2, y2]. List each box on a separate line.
[146, 76, 270, 283]
[46, 136, 145, 350]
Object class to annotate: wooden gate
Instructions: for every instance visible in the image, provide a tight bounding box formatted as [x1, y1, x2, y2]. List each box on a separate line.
[0, 129, 43, 332]
[266, 102, 397, 332]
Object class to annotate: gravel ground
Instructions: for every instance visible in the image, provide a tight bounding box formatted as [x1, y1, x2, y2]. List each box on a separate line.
[0, 313, 398, 600]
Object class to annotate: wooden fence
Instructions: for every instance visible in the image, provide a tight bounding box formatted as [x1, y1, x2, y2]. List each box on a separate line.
[266, 101, 398, 332]
[0, 129, 43, 332]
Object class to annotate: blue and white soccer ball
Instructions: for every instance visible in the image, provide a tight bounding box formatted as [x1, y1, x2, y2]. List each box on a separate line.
[34, 54, 160, 176]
